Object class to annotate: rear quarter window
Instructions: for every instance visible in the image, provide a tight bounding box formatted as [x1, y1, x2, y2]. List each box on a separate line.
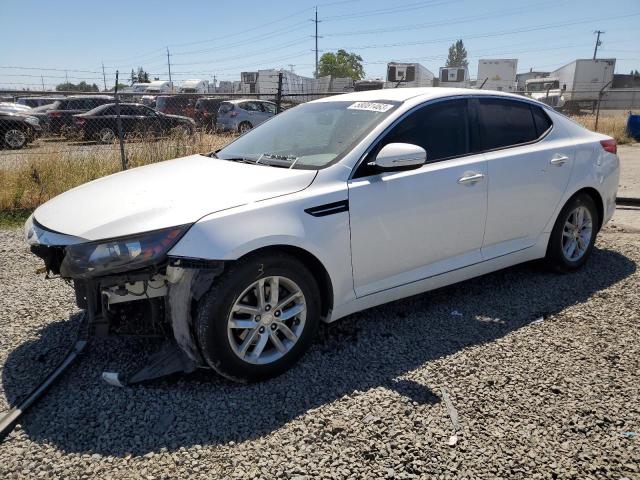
[531, 105, 553, 137]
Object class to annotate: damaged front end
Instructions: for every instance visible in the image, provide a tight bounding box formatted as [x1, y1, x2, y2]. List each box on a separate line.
[25, 216, 224, 383]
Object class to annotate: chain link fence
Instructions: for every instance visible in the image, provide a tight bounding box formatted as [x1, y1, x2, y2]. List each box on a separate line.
[0, 77, 638, 212]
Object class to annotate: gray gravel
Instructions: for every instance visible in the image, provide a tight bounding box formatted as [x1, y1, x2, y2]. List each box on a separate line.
[1, 224, 639, 479]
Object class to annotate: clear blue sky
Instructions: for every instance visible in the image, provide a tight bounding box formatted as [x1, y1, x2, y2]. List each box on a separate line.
[0, 0, 638, 90]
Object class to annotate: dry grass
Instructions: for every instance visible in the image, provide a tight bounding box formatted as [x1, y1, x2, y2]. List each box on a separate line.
[570, 114, 633, 144]
[0, 114, 635, 214]
[0, 132, 233, 212]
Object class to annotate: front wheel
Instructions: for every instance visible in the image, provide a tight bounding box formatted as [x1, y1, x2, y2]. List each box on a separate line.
[195, 253, 320, 382]
[4, 128, 27, 149]
[546, 193, 599, 271]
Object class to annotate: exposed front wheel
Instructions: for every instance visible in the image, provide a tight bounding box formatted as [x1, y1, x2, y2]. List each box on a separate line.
[546, 193, 599, 271]
[195, 253, 320, 382]
[4, 128, 27, 149]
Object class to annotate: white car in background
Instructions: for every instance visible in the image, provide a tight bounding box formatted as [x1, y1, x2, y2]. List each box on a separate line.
[25, 88, 619, 382]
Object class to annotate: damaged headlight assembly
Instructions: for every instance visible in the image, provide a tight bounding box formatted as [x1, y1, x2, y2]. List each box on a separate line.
[60, 225, 190, 279]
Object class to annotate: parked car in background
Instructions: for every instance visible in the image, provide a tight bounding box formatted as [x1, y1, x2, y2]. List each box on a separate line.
[45, 95, 114, 135]
[0, 102, 32, 114]
[73, 103, 195, 143]
[156, 95, 197, 118]
[17, 96, 64, 108]
[216, 99, 277, 133]
[140, 95, 156, 108]
[194, 97, 226, 130]
[0, 111, 41, 149]
[24, 88, 619, 382]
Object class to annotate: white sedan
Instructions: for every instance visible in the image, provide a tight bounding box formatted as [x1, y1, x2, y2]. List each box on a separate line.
[25, 88, 620, 382]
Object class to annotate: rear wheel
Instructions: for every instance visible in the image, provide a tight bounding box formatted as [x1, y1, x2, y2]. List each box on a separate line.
[4, 128, 27, 149]
[238, 121, 252, 134]
[545, 193, 599, 271]
[195, 253, 320, 382]
[98, 127, 116, 143]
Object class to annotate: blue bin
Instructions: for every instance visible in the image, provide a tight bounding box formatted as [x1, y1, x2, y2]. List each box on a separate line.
[628, 114, 640, 141]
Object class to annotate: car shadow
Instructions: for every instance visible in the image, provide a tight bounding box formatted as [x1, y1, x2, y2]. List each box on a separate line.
[1, 245, 635, 456]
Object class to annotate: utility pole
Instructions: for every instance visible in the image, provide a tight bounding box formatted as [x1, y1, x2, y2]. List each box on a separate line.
[288, 64, 295, 73]
[101, 61, 107, 91]
[166, 47, 172, 88]
[313, 6, 320, 78]
[41, 76, 45, 91]
[593, 30, 604, 60]
[65, 70, 69, 83]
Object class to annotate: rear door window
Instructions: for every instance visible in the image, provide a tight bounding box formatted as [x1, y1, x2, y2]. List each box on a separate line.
[262, 102, 277, 114]
[219, 102, 233, 113]
[474, 98, 538, 151]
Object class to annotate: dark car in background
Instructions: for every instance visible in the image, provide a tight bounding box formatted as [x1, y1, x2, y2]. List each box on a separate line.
[73, 103, 195, 143]
[17, 96, 64, 108]
[216, 99, 277, 133]
[45, 95, 114, 135]
[0, 111, 42, 149]
[194, 97, 226, 130]
[155, 95, 197, 118]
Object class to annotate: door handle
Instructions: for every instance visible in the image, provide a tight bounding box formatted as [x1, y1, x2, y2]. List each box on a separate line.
[457, 172, 485, 185]
[550, 154, 569, 166]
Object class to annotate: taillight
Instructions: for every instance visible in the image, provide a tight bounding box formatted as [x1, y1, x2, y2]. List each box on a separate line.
[600, 139, 617, 154]
[49, 111, 62, 118]
[75, 117, 85, 125]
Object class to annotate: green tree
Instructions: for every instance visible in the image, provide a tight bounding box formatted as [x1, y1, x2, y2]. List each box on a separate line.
[318, 49, 365, 80]
[445, 40, 468, 69]
[136, 67, 150, 83]
[55, 81, 99, 92]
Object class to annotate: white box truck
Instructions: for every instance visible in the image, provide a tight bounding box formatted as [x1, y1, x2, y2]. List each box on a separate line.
[179, 79, 209, 94]
[525, 59, 616, 112]
[385, 62, 434, 88]
[144, 80, 174, 94]
[477, 59, 518, 92]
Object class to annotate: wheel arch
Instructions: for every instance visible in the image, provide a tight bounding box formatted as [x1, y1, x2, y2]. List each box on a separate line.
[567, 187, 604, 231]
[234, 244, 334, 320]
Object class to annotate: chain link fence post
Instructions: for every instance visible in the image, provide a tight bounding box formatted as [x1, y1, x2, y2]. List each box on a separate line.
[275, 72, 283, 113]
[114, 71, 128, 171]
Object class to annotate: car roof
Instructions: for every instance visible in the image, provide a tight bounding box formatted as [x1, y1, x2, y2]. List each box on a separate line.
[63, 95, 114, 100]
[311, 87, 529, 104]
[226, 98, 274, 104]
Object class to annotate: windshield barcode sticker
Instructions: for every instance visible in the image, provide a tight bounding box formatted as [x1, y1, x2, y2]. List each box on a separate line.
[347, 102, 394, 112]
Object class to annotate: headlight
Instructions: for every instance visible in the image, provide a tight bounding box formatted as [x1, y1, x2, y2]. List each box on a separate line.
[60, 225, 189, 279]
[25, 116, 39, 126]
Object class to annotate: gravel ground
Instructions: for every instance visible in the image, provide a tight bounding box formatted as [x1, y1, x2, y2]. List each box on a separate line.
[1, 223, 639, 479]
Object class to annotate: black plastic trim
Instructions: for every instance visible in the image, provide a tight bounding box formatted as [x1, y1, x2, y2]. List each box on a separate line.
[305, 200, 349, 217]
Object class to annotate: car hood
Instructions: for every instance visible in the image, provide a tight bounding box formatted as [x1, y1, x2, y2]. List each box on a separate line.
[33, 154, 316, 241]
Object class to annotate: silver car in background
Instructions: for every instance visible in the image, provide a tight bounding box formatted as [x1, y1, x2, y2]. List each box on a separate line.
[216, 99, 277, 133]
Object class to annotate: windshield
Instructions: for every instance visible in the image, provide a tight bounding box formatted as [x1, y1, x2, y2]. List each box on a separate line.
[215, 100, 399, 169]
[526, 81, 560, 92]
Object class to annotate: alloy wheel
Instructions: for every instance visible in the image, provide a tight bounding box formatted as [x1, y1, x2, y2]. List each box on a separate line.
[227, 276, 306, 365]
[99, 128, 115, 143]
[5, 129, 26, 148]
[561, 205, 593, 261]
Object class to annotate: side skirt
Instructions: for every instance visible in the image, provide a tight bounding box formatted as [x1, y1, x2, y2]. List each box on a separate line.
[327, 233, 549, 322]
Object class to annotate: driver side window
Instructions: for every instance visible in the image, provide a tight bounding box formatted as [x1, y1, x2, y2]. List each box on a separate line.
[355, 99, 470, 178]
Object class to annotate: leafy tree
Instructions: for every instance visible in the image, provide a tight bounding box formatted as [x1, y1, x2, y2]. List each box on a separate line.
[446, 40, 468, 69]
[631, 69, 640, 77]
[55, 81, 99, 92]
[130, 67, 150, 85]
[318, 49, 365, 80]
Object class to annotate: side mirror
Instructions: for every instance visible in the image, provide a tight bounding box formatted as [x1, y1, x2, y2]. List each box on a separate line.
[374, 143, 426, 170]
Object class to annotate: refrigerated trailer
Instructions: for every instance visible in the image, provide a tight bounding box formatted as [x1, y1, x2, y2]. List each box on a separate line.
[477, 59, 518, 92]
[550, 58, 616, 111]
[385, 62, 434, 88]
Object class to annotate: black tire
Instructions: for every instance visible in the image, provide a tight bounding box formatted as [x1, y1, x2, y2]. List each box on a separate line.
[238, 121, 252, 134]
[195, 252, 320, 382]
[545, 193, 599, 272]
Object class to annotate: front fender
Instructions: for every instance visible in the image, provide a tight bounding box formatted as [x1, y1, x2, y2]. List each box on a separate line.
[169, 185, 355, 309]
